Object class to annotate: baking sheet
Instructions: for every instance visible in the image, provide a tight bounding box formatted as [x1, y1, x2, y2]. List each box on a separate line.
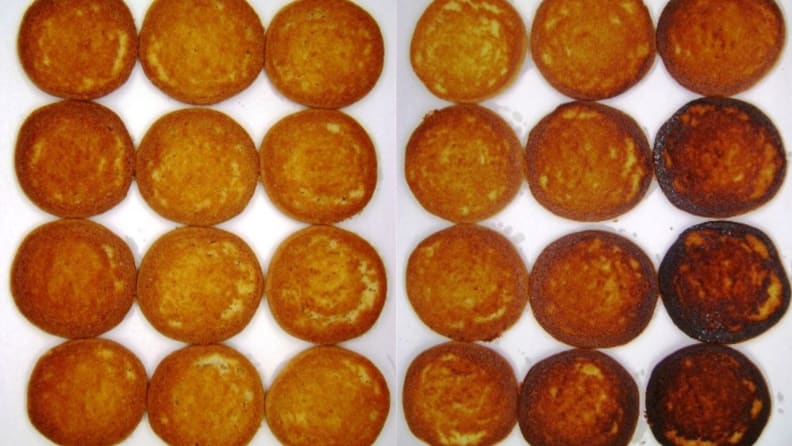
[395, 1, 792, 445]
[0, 0, 396, 444]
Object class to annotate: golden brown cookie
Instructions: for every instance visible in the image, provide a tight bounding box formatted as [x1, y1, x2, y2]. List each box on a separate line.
[518, 349, 639, 446]
[11, 219, 136, 338]
[525, 101, 653, 221]
[27, 338, 147, 446]
[403, 342, 518, 446]
[654, 97, 786, 218]
[646, 343, 771, 446]
[265, 225, 386, 344]
[410, 0, 527, 102]
[147, 344, 265, 446]
[265, 345, 390, 446]
[405, 104, 523, 223]
[406, 224, 529, 342]
[137, 226, 265, 344]
[530, 0, 655, 100]
[656, 0, 785, 96]
[136, 108, 259, 226]
[18, 0, 137, 99]
[260, 109, 378, 224]
[139, 0, 265, 104]
[530, 230, 657, 348]
[658, 221, 790, 344]
[15, 100, 134, 218]
[264, 0, 384, 108]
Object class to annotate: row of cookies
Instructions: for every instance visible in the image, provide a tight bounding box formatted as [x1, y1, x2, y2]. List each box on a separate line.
[410, 0, 785, 102]
[402, 340, 772, 446]
[18, 0, 384, 108]
[27, 338, 389, 445]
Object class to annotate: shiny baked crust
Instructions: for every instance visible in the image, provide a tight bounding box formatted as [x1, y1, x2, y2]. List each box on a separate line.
[11, 219, 136, 338]
[18, 0, 137, 99]
[403, 341, 518, 446]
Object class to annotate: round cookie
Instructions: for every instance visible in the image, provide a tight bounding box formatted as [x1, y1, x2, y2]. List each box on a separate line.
[405, 104, 523, 223]
[406, 224, 529, 342]
[518, 349, 639, 446]
[11, 219, 136, 338]
[410, 0, 527, 102]
[265, 225, 386, 344]
[147, 344, 265, 446]
[525, 101, 653, 221]
[658, 220, 790, 344]
[136, 108, 259, 226]
[646, 343, 771, 446]
[27, 338, 147, 446]
[265, 345, 390, 446]
[264, 0, 384, 108]
[260, 109, 378, 224]
[139, 0, 265, 105]
[656, 0, 785, 96]
[137, 226, 265, 344]
[403, 342, 518, 446]
[530, 0, 655, 100]
[530, 230, 658, 348]
[18, 0, 137, 99]
[654, 96, 786, 218]
[15, 100, 134, 218]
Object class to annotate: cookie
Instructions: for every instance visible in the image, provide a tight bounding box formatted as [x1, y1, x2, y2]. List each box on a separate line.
[147, 344, 265, 446]
[646, 343, 771, 446]
[265, 225, 386, 344]
[525, 101, 653, 221]
[656, 0, 785, 96]
[410, 0, 527, 102]
[139, 0, 265, 104]
[15, 100, 134, 218]
[654, 96, 786, 218]
[27, 338, 147, 446]
[265, 345, 390, 446]
[11, 219, 136, 338]
[658, 220, 790, 344]
[406, 224, 529, 341]
[136, 108, 259, 226]
[18, 0, 137, 99]
[137, 226, 265, 344]
[530, 0, 655, 100]
[530, 230, 658, 348]
[518, 349, 639, 446]
[405, 104, 523, 223]
[260, 109, 378, 224]
[264, 0, 384, 108]
[403, 342, 518, 446]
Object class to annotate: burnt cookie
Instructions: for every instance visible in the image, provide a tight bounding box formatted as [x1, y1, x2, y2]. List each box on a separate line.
[530, 230, 658, 348]
[406, 224, 529, 342]
[139, 0, 265, 104]
[531, 0, 655, 100]
[525, 101, 653, 221]
[18, 0, 137, 99]
[654, 97, 786, 218]
[15, 100, 134, 218]
[403, 342, 518, 446]
[27, 338, 147, 446]
[518, 349, 639, 446]
[657, 0, 785, 96]
[265, 345, 390, 446]
[658, 220, 790, 344]
[11, 219, 136, 338]
[646, 343, 771, 446]
[405, 104, 523, 223]
[410, 0, 527, 102]
[265, 0, 384, 108]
